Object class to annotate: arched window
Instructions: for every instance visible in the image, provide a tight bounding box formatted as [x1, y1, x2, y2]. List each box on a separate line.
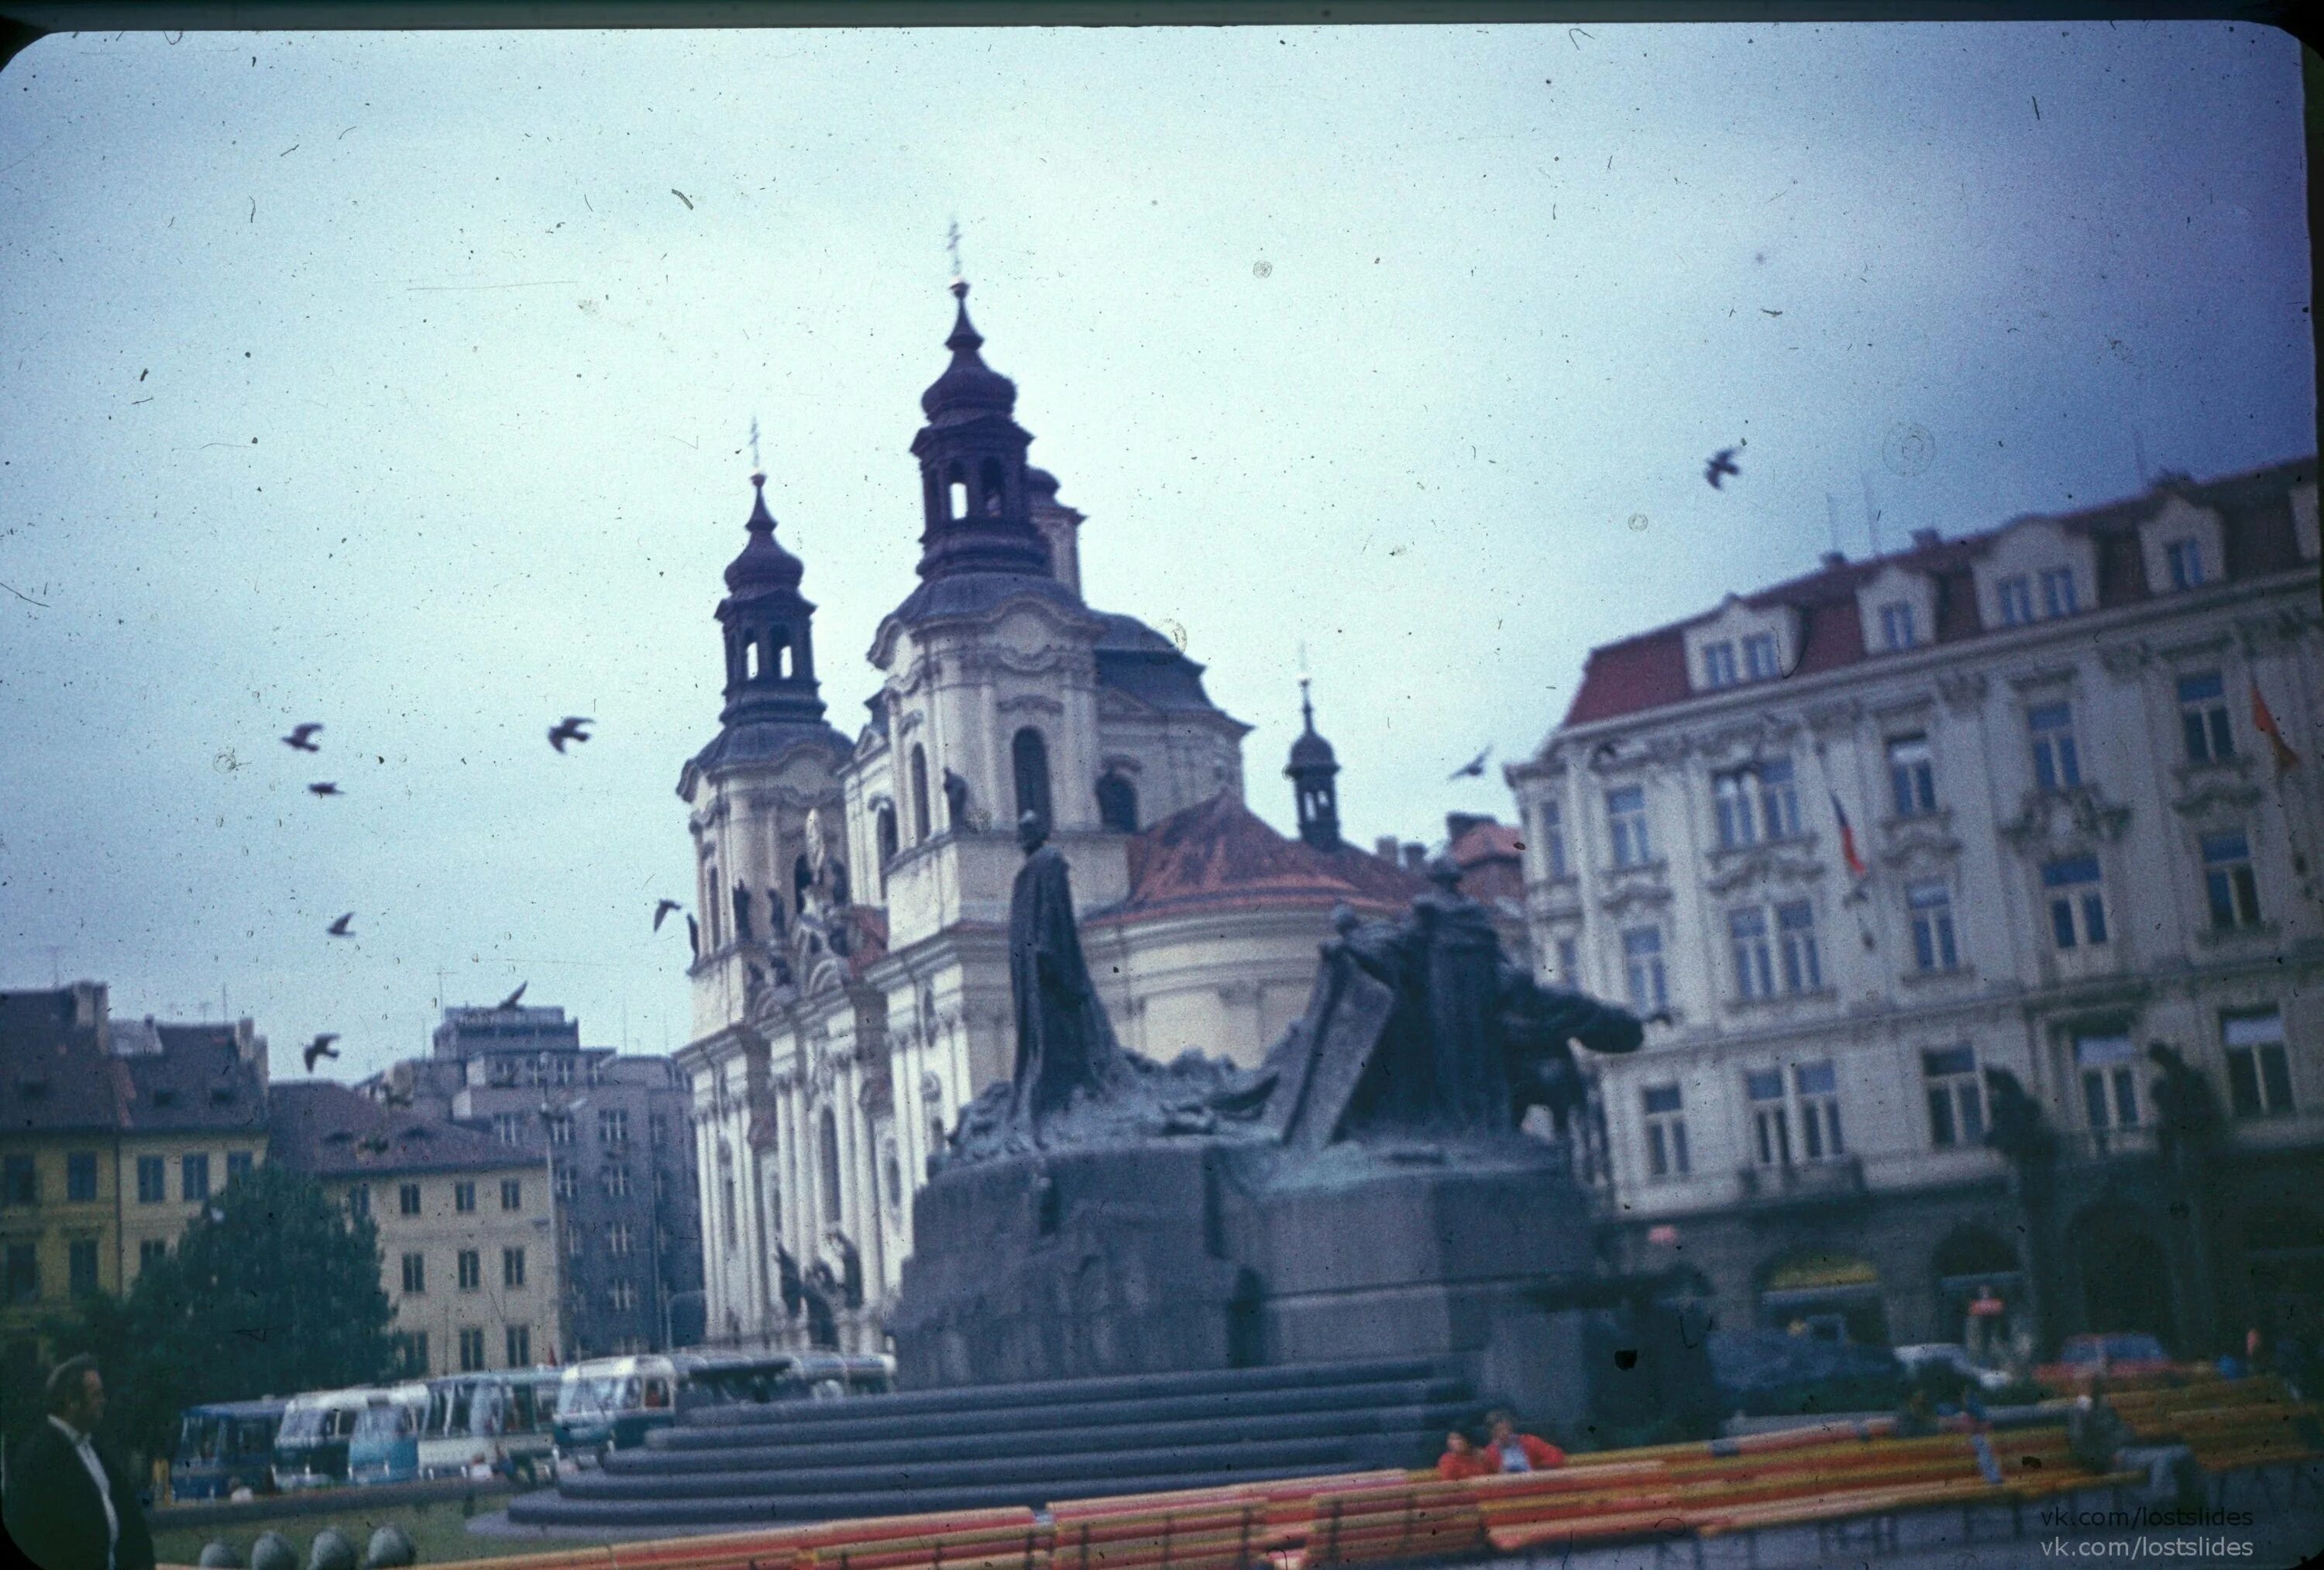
[978, 458, 1006, 517]
[744, 642, 759, 679]
[875, 806, 898, 895]
[818, 1108, 843, 1231]
[1012, 727, 1054, 833]
[779, 644, 792, 680]
[909, 747, 932, 844]
[1095, 771, 1139, 833]
[945, 462, 968, 520]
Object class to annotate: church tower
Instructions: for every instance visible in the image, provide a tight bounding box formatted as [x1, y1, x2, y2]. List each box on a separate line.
[1286, 679, 1342, 850]
[718, 472, 828, 730]
[909, 280, 1053, 582]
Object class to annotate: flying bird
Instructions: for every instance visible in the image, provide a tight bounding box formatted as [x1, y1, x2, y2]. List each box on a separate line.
[302, 1033, 340, 1072]
[497, 981, 528, 1010]
[1448, 747, 1492, 782]
[548, 716, 593, 753]
[326, 912, 354, 937]
[282, 723, 324, 752]
[1705, 447, 1742, 490]
[308, 782, 341, 796]
[653, 899, 683, 932]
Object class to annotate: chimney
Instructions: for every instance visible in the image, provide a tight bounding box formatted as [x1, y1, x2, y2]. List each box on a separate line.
[1402, 843, 1428, 873]
[1374, 836, 1401, 863]
[1819, 550, 1847, 569]
[1910, 527, 1940, 549]
[70, 980, 108, 1032]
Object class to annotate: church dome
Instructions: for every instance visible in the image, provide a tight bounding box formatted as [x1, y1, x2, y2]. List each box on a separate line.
[919, 281, 1017, 421]
[1288, 727, 1338, 771]
[724, 473, 805, 595]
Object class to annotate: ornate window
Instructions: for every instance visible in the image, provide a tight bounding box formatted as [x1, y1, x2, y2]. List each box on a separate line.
[1621, 926, 1667, 1012]
[1886, 734, 1937, 817]
[2202, 832, 2262, 930]
[2073, 1031, 2140, 1131]
[1607, 786, 1652, 867]
[1729, 908, 1775, 999]
[1641, 1084, 1689, 1179]
[1921, 1046, 1984, 1147]
[1906, 879, 1959, 971]
[1538, 798, 1569, 880]
[2224, 1009, 2293, 1118]
[1776, 901, 1821, 992]
[1012, 728, 1054, 833]
[2028, 703, 2082, 792]
[2041, 856, 2109, 950]
[2178, 672, 2235, 764]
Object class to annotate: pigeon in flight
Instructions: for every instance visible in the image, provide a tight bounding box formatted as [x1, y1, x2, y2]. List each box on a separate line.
[1448, 747, 1492, 782]
[1705, 447, 1742, 490]
[653, 899, 683, 932]
[548, 716, 593, 754]
[282, 723, 324, 753]
[326, 913, 354, 937]
[302, 1033, 341, 1072]
[308, 782, 342, 796]
[497, 981, 528, 1010]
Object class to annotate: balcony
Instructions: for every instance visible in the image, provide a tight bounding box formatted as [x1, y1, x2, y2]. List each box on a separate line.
[1733, 1155, 1866, 1209]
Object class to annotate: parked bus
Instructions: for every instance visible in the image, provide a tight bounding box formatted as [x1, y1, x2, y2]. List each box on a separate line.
[270, 1387, 373, 1490]
[554, 1351, 896, 1466]
[346, 1383, 432, 1486]
[170, 1399, 285, 1502]
[419, 1369, 563, 1482]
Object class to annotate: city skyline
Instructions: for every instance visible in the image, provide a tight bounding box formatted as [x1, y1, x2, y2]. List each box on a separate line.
[0, 22, 2310, 1081]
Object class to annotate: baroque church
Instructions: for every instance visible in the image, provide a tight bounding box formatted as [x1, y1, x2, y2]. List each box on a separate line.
[675, 283, 1436, 1352]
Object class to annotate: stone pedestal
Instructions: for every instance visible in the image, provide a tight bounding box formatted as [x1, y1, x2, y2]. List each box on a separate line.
[889, 1132, 1597, 1397]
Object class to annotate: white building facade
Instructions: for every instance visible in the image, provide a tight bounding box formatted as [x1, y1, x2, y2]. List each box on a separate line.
[676, 285, 1421, 1354]
[1509, 458, 2322, 1360]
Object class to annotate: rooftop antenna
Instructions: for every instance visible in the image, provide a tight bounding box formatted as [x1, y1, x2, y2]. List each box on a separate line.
[44, 945, 61, 988]
[2133, 428, 2151, 488]
[1861, 470, 1883, 558]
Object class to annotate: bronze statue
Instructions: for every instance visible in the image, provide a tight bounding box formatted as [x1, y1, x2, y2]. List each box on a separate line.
[1009, 810, 1129, 1123]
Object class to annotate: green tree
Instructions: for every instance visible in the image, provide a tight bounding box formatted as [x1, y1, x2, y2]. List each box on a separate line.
[22, 1163, 396, 1464]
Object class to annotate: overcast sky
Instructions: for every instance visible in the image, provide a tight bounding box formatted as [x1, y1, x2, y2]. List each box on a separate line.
[0, 22, 2310, 1083]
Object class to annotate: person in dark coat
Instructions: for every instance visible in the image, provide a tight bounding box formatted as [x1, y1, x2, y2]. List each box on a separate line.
[2, 1355, 157, 1570]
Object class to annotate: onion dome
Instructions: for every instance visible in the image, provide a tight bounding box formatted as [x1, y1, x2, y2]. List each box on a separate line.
[724, 472, 806, 595]
[919, 280, 1018, 422]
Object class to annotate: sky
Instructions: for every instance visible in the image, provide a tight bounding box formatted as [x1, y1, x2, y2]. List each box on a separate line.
[0, 21, 2312, 1084]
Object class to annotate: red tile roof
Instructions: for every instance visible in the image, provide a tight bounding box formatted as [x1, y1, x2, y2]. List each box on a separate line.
[1083, 792, 1427, 928]
[1447, 819, 1527, 906]
[0, 990, 130, 1134]
[1560, 457, 2314, 729]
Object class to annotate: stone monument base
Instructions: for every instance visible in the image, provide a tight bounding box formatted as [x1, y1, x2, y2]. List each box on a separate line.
[889, 1132, 1597, 1434]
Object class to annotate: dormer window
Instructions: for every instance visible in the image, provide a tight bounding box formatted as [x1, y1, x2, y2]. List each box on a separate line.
[2165, 538, 2205, 589]
[1741, 633, 1780, 681]
[1996, 575, 2035, 627]
[1703, 642, 1738, 689]
[1877, 602, 1918, 651]
[2039, 567, 2079, 619]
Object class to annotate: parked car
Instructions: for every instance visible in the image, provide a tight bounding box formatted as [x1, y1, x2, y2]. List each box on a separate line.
[2034, 1332, 2206, 1394]
[1893, 1342, 2016, 1395]
[170, 1399, 285, 1502]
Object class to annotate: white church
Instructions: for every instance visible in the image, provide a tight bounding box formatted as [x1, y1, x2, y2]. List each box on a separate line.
[674, 282, 1443, 1352]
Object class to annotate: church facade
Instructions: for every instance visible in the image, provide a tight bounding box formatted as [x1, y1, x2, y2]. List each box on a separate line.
[674, 284, 1423, 1352]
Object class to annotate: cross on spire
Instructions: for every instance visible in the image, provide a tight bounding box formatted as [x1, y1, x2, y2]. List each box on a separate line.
[946, 218, 963, 282]
[748, 414, 761, 473]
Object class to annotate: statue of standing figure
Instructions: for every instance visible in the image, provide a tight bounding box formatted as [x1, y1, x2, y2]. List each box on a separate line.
[1009, 809, 1132, 1123]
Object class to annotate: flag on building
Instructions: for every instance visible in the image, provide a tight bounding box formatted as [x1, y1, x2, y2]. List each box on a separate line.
[1831, 792, 1868, 879]
[2253, 682, 2302, 773]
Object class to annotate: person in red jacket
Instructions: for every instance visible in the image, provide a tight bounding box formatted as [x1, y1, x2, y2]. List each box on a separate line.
[1486, 1410, 1566, 1472]
[1435, 1428, 1494, 1481]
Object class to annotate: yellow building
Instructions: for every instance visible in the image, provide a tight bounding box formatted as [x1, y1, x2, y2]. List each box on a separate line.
[1, 987, 127, 1355]
[269, 1083, 562, 1376]
[2, 985, 276, 1365]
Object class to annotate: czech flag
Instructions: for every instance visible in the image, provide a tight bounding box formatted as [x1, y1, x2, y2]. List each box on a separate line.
[1831, 792, 1868, 879]
[2253, 682, 2302, 773]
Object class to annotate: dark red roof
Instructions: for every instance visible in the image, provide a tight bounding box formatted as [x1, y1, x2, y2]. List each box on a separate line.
[269, 1080, 535, 1177]
[1084, 792, 1427, 928]
[0, 989, 129, 1134]
[1448, 819, 1527, 906]
[1562, 457, 2315, 728]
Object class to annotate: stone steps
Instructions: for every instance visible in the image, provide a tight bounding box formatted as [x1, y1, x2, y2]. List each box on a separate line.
[506, 1358, 1477, 1528]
